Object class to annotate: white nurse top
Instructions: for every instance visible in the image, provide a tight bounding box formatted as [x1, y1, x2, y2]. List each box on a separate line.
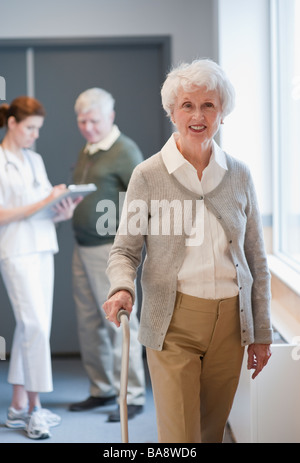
[0, 146, 58, 261]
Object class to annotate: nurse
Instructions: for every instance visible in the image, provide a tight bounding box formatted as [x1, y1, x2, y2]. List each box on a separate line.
[0, 96, 79, 440]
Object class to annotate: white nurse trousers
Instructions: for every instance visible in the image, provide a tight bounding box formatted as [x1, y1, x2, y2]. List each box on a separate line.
[0, 252, 54, 392]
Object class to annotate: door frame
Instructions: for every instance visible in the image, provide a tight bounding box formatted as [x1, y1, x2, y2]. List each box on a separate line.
[0, 35, 172, 140]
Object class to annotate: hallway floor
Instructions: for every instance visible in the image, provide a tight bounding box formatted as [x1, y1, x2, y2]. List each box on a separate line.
[0, 356, 234, 444]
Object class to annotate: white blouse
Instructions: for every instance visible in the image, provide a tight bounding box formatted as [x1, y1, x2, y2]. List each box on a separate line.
[161, 134, 239, 299]
[0, 147, 58, 261]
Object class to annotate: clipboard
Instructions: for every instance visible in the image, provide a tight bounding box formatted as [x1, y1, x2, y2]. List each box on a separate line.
[29, 183, 97, 219]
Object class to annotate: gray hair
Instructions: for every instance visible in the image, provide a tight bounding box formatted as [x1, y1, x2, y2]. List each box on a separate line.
[74, 87, 115, 115]
[161, 59, 235, 120]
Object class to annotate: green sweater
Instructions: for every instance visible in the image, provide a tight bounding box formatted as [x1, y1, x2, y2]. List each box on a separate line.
[72, 133, 143, 246]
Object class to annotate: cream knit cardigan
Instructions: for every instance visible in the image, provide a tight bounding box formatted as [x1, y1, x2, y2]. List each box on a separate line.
[107, 151, 273, 351]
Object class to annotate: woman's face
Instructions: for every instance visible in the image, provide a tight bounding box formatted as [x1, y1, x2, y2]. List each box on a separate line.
[171, 85, 223, 150]
[8, 115, 44, 149]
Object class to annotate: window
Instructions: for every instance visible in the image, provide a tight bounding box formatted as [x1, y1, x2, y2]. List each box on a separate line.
[271, 0, 300, 271]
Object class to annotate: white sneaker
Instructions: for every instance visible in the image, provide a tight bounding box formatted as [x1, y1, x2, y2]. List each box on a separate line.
[6, 406, 28, 429]
[6, 406, 61, 429]
[37, 408, 61, 427]
[26, 407, 51, 440]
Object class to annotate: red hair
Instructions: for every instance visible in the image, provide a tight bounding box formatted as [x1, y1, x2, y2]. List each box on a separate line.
[0, 96, 45, 128]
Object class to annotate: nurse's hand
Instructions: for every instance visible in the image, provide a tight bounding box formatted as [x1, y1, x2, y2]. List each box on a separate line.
[52, 196, 83, 223]
[47, 184, 68, 201]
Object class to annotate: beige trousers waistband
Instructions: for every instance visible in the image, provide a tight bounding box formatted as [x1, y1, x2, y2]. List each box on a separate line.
[175, 291, 239, 311]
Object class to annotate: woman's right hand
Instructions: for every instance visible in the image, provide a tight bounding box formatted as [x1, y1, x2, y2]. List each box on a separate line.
[46, 184, 67, 203]
[103, 290, 133, 327]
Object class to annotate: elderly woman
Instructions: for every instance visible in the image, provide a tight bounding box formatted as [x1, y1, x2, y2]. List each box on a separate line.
[103, 59, 272, 443]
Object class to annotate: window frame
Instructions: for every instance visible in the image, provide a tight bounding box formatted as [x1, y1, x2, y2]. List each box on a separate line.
[270, 0, 300, 273]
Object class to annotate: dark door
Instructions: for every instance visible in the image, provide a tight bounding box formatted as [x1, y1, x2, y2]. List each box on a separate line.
[0, 37, 171, 353]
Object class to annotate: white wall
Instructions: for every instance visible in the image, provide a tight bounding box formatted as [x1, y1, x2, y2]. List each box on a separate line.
[0, 0, 272, 216]
[0, 0, 218, 65]
[218, 0, 272, 217]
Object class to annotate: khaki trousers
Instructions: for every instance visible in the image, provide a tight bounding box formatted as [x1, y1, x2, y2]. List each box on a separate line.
[72, 243, 145, 404]
[146, 292, 244, 443]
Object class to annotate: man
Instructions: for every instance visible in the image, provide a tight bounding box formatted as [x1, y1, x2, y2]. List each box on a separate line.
[69, 88, 145, 421]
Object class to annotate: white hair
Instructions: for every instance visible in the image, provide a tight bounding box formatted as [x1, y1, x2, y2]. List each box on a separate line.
[74, 87, 115, 115]
[161, 59, 235, 120]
